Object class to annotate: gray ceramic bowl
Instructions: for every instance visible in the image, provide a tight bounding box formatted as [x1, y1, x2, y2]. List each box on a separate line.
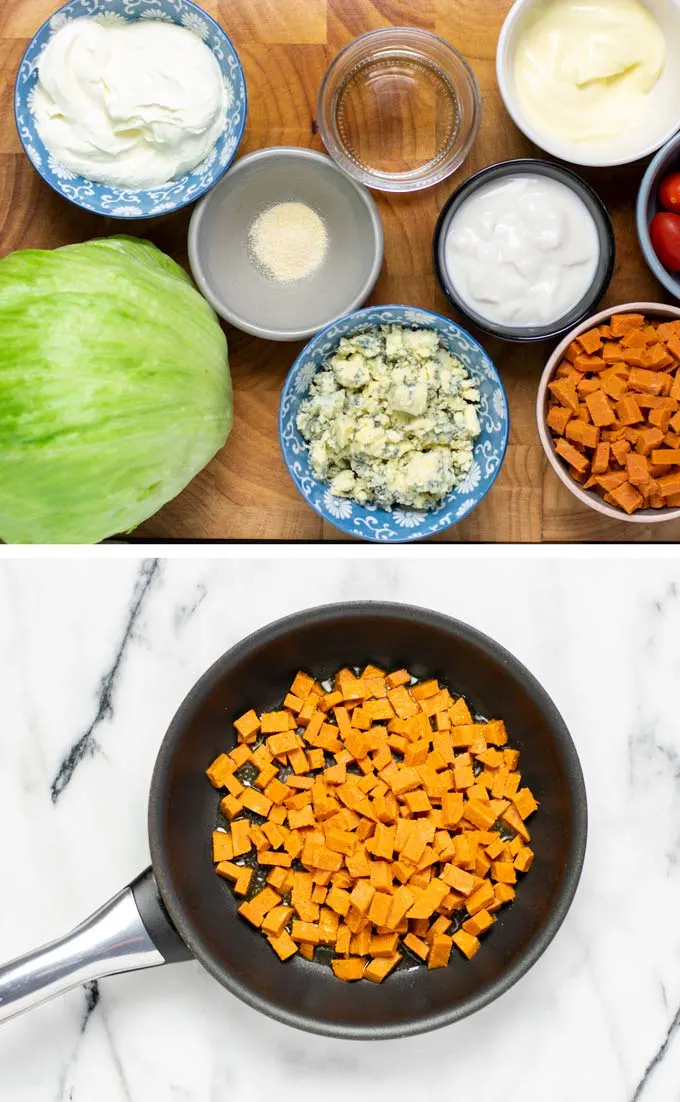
[188, 147, 384, 341]
[637, 130, 680, 301]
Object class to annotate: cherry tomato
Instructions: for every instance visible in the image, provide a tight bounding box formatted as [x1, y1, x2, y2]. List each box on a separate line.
[659, 172, 680, 213]
[650, 212, 680, 272]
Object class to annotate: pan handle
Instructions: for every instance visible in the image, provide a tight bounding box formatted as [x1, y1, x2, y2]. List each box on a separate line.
[0, 868, 190, 1024]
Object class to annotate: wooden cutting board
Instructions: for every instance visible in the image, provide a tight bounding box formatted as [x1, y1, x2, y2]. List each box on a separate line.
[2, 0, 678, 541]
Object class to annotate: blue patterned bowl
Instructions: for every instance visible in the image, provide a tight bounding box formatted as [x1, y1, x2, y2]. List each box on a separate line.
[14, 0, 247, 219]
[279, 305, 509, 543]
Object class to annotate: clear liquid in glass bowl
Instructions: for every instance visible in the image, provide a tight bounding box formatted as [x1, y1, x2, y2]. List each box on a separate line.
[335, 53, 460, 179]
[319, 29, 481, 193]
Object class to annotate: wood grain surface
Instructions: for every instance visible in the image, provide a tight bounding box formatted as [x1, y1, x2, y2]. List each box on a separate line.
[2, 0, 679, 542]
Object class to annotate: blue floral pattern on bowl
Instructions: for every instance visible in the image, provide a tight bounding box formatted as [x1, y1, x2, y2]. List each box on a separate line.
[14, 0, 247, 219]
[279, 306, 509, 543]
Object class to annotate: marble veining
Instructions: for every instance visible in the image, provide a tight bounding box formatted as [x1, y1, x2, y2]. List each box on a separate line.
[51, 559, 161, 803]
[0, 554, 679, 1102]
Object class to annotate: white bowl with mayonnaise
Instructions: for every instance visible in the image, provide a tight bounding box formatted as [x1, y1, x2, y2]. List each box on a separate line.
[497, 0, 680, 168]
[433, 159, 615, 342]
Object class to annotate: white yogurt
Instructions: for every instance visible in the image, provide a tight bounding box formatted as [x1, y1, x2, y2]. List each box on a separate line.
[443, 174, 600, 328]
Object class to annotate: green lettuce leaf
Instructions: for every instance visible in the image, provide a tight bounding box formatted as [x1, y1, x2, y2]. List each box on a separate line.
[0, 236, 232, 543]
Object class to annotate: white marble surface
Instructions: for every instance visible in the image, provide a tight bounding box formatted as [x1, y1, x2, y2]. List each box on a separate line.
[0, 551, 679, 1102]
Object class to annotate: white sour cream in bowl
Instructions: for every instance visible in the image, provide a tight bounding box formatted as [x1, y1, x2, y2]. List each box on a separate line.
[32, 17, 230, 189]
[434, 161, 615, 341]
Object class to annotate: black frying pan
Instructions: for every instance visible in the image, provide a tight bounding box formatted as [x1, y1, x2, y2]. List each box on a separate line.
[0, 602, 587, 1038]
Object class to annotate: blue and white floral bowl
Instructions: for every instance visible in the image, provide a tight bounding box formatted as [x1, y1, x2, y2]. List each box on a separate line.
[279, 305, 509, 543]
[14, 0, 247, 219]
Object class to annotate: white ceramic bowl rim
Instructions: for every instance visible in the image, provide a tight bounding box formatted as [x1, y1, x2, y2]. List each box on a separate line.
[188, 146, 385, 341]
[537, 301, 680, 523]
[496, 0, 680, 168]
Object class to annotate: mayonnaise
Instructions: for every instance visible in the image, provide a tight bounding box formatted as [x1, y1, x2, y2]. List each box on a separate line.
[513, 0, 666, 145]
[443, 174, 600, 328]
[33, 18, 231, 189]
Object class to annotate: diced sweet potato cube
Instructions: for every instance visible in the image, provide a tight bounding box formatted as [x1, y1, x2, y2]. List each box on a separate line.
[601, 372, 628, 400]
[267, 931, 298, 961]
[385, 668, 411, 688]
[577, 377, 602, 395]
[657, 321, 680, 342]
[494, 883, 516, 905]
[512, 787, 539, 820]
[238, 886, 281, 927]
[234, 709, 261, 742]
[332, 957, 367, 981]
[514, 846, 535, 873]
[364, 954, 400, 983]
[645, 343, 674, 370]
[441, 864, 476, 895]
[230, 819, 252, 857]
[385, 886, 415, 929]
[626, 452, 651, 489]
[548, 379, 580, 412]
[449, 698, 473, 726]
[635, 427, 665, 456]
[573, 353, 605, 373]
[554, 438, 588, 473]
[212, 831, 234, 863]
[576, 327, 602, 354]
[261, 905, 294, 937]
[369, 932, 400, 958]
[621, 326, 648, 349]
[234, 868, 254, 896]
[386, 686, 419, 719]
[427, 933, 453, 969]
[241, 787, 273, 818]
[206, 753, 234, 788]
[610, 440, 631, 466]
[651, 449, 680, 466]
[464, 798, 497, 831]
[616, 396, 643, 425]
[628, 368, 665, 396]
[546, 405, 573, 433]
[649, 406, 674, 432]
[452, 929, 480, 960]
[610, 313, 644, 337]
[491, 861, 517, 885]
[565, 419, 600, 449]
[500, 803, 530, 842]
[465, 879, 496, 915]
[608, 480, 644, 515]
[403, 932, 429, 960]
[657, 471, 680, 497]
[584, 390, 617, 427]
[462, 909, 495, 936]
[590, 442, 610, 474]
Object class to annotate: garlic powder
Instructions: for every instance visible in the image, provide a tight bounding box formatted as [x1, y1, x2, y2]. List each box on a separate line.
[249, 202, 328, 283]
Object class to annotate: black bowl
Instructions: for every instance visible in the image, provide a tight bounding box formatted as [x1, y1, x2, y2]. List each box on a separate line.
[149, 602, 587, 1039]
[433, 158, 616, 343]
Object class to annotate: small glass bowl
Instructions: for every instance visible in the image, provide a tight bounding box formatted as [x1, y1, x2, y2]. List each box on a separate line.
[318, 27, 481, 193]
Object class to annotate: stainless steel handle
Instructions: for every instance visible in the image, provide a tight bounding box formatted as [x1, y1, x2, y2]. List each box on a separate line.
[0, 875, 165, 1024]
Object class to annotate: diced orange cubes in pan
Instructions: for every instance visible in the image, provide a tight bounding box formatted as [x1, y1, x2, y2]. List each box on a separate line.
[547, 315, 680, 512]
[205, 666, 539, 983]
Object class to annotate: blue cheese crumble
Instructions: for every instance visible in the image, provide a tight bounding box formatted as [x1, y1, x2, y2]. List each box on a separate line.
[296, 325, 481, 510]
